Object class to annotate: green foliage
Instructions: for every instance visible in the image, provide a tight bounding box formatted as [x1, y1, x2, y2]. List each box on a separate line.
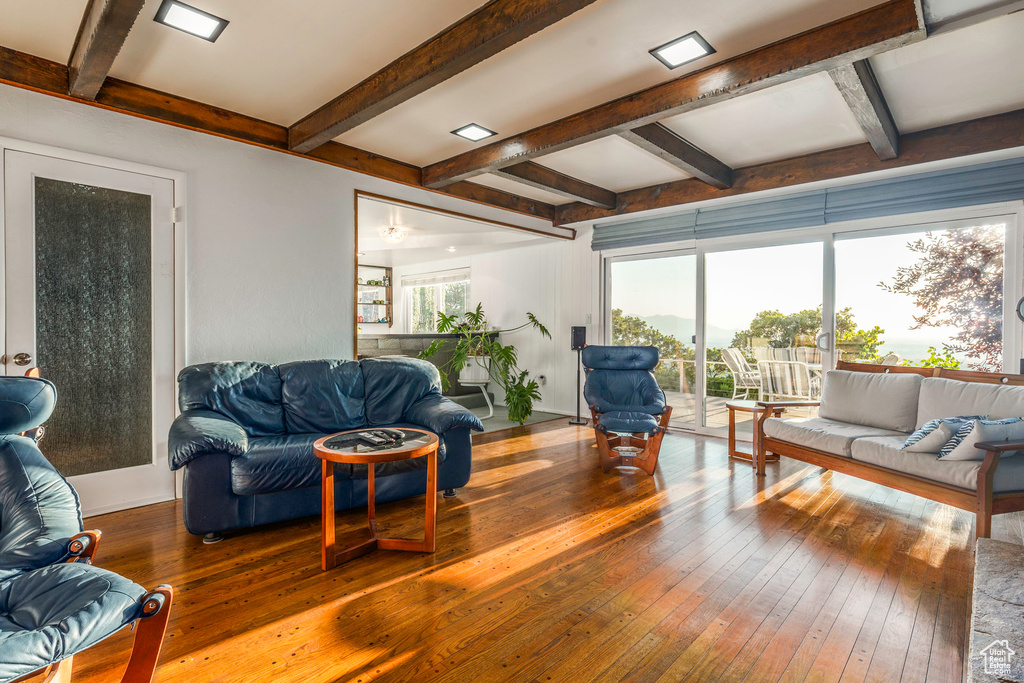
[901, 346, 961, 369]
[419, 303, 550, 424]
[730, 306, 883, 360]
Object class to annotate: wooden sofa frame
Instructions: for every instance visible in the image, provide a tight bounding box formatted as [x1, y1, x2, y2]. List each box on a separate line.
[756, 361, 1024, 538]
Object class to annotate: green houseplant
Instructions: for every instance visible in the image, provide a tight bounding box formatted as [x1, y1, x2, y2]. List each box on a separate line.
[419, 303, 550, 424]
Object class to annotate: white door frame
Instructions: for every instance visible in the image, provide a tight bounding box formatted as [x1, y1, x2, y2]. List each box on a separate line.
[602, 246, 701, 431]
[0, 137, 187, 512]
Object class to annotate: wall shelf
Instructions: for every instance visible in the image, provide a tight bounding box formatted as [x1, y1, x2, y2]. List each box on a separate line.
[356, 264, 393, 328]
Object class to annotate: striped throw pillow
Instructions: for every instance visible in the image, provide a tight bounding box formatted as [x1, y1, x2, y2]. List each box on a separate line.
[938, 418, 1024, 461]
[901, 416, 987, 453]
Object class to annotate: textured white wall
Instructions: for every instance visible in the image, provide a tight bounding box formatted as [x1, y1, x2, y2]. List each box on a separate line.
[385, 233, 599, 414]
[0, 83, 552, 366]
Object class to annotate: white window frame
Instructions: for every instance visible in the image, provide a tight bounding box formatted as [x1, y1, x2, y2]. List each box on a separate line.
[402, 269, 471, 334]
[600, 200, 1024, 435]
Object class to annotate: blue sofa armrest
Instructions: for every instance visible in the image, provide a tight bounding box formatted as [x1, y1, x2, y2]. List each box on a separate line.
[168, 409, 248, 471]
[404, 395, 484, 434]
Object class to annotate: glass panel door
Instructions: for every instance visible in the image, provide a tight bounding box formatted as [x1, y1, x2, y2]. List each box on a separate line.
[704, 241, 824, 432]
[4, 150, 177, 515]
[835, 222, 1008, 372]
[607, 252, 698, 429]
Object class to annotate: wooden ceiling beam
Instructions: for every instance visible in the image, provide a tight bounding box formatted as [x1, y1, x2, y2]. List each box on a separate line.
[0, 46, 555, 223]
[829, 59, 899, 160]
[492, 162, 617, 208]
[619, 124, 733, 188]
[287, 0, 601, 153]
[68, 0, 147, 100]
[421, 0, 924, 189]
[554, 107, 1024, 225]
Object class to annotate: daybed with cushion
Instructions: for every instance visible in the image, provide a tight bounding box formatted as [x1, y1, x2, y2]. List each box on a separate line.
[0, 375, 172, 683]
[168, 357, 484, 540]
[756, 361, 1024, 537]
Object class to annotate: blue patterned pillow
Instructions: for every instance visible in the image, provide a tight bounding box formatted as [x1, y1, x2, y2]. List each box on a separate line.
[938, 418, 1024, 461]
[901, 416, 987, 452]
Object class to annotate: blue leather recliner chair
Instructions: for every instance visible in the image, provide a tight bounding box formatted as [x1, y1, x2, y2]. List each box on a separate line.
[0, 376, 172, 683]
[582, 346, 672, 475]
[168, 357, 484, 542]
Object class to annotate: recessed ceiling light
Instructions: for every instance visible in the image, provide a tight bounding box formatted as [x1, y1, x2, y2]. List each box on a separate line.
[451, 124, 496, 142]
[446, 246, 457, 252]
[154, 0, 229, 42]
[649, 31, 715, 69]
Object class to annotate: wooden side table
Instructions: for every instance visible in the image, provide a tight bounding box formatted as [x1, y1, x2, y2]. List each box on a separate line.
[314, 428, 439, 571]
[725, 400, 784, 464]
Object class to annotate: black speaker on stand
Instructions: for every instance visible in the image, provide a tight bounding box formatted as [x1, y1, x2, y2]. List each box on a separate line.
[569, 326, 588, 425]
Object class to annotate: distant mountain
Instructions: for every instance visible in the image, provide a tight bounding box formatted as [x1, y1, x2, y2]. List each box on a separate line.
[638, 314, 738, 349]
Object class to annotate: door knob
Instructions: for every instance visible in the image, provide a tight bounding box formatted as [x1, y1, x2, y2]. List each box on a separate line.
[12, 353, 32, 366]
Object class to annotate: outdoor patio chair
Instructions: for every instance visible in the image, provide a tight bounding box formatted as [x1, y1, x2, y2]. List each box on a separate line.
[757, 360, 820, 402]
[722, 348, 760, 399]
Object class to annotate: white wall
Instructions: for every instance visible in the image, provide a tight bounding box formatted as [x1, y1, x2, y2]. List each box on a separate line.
[385, 233, 599, 414]
[0, 83, 552, 365]
[473, 230, 598, 415]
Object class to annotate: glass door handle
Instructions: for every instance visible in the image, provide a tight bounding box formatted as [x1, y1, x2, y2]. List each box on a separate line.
[816, 333, 831, 351]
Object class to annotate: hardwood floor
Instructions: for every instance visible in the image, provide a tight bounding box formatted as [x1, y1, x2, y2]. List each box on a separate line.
[72, 422, 1024, 683]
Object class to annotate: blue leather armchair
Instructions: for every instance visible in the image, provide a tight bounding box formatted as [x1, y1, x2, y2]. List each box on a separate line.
[0, 376, 173, 683]
[582, 346, 672, 475]
[168, 357, 484, 541]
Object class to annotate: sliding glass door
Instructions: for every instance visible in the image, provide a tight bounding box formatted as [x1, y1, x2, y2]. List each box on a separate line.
[835, 219, 1013, 372]
[606, 251, 698, 430]
[601, 208, 1019, 436]
[704, 241, 824, 430]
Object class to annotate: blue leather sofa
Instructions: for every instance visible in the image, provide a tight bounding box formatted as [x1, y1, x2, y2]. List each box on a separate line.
[168, 357, 484, 540]
[0, 376, 173, 683]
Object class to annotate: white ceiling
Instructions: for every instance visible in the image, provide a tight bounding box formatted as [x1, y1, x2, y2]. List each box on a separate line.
[536, 136, 690, 192]
[659, 72, 870, 168]
[334, 0, 883, 166]
[357, 196, 553, 267]
[107, 0, 486, 126]
[1, 0, 1023, 206]
[870, 10, 1024, 133]
[0, 1, 88, 63]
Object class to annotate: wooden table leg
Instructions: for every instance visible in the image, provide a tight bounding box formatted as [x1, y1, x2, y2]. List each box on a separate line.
[728, 406, 737, 457]
[321, 460, 335, 571]
[752, 406, 763, 475]
[377, 448, 438, 553]
[424, 450, 437, 553]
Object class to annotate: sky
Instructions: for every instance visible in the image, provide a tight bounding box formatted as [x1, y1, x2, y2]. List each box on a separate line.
[611, 224, 1007, 364]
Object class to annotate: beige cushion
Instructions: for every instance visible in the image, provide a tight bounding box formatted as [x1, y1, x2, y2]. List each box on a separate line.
[763, 417, 907, 457]
[917, 377, 1024, 429]
[819, 370, 922, 432]
[851, 435, 1024, 493]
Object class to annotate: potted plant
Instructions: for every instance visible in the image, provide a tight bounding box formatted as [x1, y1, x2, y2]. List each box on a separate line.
[419, 303, 550, 424]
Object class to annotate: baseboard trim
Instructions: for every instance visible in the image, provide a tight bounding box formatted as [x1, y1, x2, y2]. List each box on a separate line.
[82, 494, 175, 519]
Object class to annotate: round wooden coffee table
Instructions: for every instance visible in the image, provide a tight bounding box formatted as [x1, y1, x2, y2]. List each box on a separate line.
[314, 428, 439, 571]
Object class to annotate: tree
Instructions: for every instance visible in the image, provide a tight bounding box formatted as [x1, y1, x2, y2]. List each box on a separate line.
[731, 306, 883, 360]
[611, 309, 691, 361]
[880, 227, 1003, 371]
[611, 309, 691, 392]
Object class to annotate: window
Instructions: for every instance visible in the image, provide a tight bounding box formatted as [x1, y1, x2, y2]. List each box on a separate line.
[403, 270, 470, 333]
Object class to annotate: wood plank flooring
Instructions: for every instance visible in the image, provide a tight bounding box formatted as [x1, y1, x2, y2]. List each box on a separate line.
[70, 422, 1024, 683]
